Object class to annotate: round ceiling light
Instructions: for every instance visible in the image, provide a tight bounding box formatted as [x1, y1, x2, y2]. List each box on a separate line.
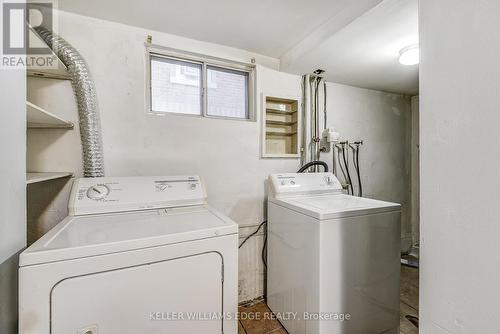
[399, 44, 419, 66]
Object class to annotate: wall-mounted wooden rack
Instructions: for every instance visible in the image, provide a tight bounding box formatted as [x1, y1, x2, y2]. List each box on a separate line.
[262, 95, 301, 158]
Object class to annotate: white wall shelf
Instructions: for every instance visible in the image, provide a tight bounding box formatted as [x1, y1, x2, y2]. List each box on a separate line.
[26, 172, 73, 185]
[262, 95, 301, 158]
[266, 120, 298, 126]
[27, 101, 74, 129]
[266, 108, 296, 115]
[266, 131, 298, 136]
[27, 26, 71, 80]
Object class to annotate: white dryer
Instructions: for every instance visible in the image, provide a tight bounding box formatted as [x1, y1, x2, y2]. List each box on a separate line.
[267, 173, 401, 334]
[19, 176, 238, 334]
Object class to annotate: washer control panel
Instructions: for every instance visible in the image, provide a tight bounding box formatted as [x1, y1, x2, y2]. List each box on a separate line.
[86, 184, 111, 201]
[69, 176, 206, 215]
[269, 172, 342, 198]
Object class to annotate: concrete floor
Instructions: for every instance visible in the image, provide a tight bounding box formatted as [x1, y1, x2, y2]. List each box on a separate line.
[399, 265, 419, 334]
[238, 265, 419, 334]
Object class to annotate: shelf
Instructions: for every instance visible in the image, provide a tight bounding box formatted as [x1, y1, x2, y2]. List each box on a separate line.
[266, 120, 297, 126]
[266, 131, 297, 137]
[266, 108, 296, 115]
[27, 101, 74, 129]
[263, 95, 301, 157]
[27, 26, 71, 80]
[26, 172, 73, 184]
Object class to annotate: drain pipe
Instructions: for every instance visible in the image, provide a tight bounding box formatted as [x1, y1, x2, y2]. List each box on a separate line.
[35, 27, 105, 177]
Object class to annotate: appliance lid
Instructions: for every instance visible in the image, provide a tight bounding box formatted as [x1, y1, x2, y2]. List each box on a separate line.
[270, 194, 401, 220]
[19, 206, 237, 267]
[69, 175, 207, 216]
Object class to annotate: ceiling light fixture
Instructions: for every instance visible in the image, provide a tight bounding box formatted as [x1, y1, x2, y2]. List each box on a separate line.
[399, 44, 419, 66]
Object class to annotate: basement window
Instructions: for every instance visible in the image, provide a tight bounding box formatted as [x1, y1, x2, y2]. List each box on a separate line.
[148, 51, 254, 120]
[151, 57, 202, 115]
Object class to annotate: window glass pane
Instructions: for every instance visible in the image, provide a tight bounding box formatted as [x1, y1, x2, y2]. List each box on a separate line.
[207, 66, 249, 119]
[150, 56, 202, 115]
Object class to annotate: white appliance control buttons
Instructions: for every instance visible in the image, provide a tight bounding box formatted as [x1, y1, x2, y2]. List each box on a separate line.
[86, 184, 110, 201]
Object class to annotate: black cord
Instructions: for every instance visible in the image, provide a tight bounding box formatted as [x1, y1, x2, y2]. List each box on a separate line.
[239, 221, 268, 271]
[239, 221, 267, 249]
[262, 227, 268, 269]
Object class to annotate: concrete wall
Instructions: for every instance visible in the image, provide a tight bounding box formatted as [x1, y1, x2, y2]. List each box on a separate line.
[0, 67, 26, 332]
[320, 83, 412, 250]
[27, 10, 412, 302]
[420, 0, 500, 332]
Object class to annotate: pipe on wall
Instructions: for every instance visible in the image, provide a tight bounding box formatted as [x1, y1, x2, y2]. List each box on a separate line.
[35, 27, 105, 177]
[301, 73, 327, 171]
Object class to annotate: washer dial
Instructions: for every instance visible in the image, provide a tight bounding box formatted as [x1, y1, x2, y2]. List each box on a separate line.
[86, 184, 110, 201]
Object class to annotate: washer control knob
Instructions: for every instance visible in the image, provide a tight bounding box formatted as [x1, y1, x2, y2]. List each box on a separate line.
[280, 180, 286, 186]
[190, 183, 197, 190]
[86, 184, 110, 201]
[290, 180, 296, 185]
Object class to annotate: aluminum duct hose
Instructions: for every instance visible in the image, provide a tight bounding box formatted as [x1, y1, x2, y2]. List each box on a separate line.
[35, 27, 104, 177]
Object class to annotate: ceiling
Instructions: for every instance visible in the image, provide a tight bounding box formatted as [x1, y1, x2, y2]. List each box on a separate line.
[58, 0, 418, 95]
[281, 0, 419, 95]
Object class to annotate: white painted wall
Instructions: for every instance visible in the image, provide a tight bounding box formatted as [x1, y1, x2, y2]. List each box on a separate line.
[420, 0, 500, 332]
[28, 11, 302, 302]
[410, 96, 419, 246]
[28, 10, 412, 302]
[0, 68, 26, 332]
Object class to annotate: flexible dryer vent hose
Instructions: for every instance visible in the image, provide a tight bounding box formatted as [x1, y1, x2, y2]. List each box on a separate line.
[35, 27, 105, 177]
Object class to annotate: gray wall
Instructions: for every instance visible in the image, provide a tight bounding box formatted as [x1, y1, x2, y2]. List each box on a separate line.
[322, 83, 412, 250]
[0, 68, 26, 333]
[420, 0, 500, 332]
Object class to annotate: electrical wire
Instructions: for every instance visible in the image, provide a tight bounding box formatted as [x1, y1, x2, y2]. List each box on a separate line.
[262, 227, 268, 269]
[238, 221, 267, 249]
[239, 221, 268, 271]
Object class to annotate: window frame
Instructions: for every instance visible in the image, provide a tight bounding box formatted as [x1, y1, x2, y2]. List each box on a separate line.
[146, 45, 256, 121]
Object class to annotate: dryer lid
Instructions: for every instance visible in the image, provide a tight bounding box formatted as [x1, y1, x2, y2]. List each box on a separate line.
[19, 206, 237, 267]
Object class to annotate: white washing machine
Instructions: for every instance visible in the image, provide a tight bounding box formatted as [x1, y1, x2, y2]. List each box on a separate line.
[267, 173, 401, 334]
[19, 176, 238, 334]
